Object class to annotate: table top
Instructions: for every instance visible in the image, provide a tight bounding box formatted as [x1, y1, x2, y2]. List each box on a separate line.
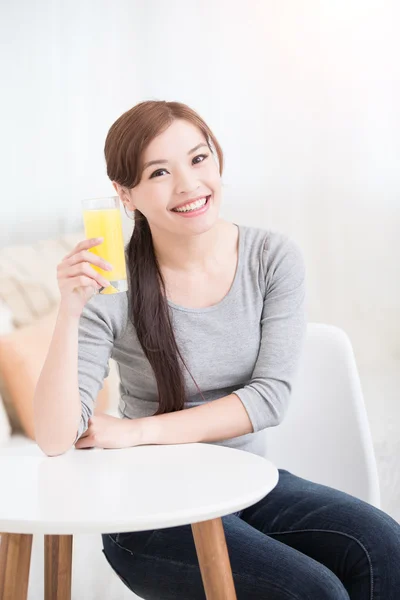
[0, 442, 278, 535]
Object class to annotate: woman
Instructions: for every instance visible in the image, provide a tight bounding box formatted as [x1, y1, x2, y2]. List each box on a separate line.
[42, 101, 400, 598]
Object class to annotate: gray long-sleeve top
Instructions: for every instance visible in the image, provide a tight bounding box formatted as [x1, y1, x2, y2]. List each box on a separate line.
[75, 223, 306, 457]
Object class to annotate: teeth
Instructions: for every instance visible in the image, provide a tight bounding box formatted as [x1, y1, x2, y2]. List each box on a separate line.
[174, 197, 208, 213]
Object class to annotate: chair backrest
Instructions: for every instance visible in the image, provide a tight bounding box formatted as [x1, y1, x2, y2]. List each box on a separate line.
[264, 323, 381, 507]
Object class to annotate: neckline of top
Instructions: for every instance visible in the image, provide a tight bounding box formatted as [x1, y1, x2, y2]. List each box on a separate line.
[166, 223, 245, 314]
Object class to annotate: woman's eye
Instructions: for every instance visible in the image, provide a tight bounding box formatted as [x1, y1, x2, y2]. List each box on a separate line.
[149, 154, 208, 179]
[150, 168, 168, 179]
[193, 153, 208, 164]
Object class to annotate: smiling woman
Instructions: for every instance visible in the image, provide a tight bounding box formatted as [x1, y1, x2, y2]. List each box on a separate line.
[68, 99, 400, 600]
[105, 102, 226, 416]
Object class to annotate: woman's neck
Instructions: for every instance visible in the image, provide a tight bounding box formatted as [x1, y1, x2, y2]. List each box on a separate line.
[152, 219, 234, 274]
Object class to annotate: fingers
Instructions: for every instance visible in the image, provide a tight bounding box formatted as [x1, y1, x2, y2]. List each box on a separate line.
[62, 275, 101, 292]
[57, 238, 112, 314]
[63, 249, 113, 272]
[75, 425, 94, 449]
[63, 237, 104, 260]
[79, 428, 91, 439]
[59, 261, 110, 289]
[75, 439, 95, 449]
[59, 240, 113, 291]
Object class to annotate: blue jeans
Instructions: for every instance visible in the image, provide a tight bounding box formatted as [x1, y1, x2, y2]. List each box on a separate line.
[102, 469, 400, 599]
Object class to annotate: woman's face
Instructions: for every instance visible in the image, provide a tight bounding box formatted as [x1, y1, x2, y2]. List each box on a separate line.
[114, 119, 222, 236]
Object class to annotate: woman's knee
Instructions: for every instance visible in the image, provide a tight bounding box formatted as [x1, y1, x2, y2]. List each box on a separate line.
[293, 561, 349, 600]
[362, 505, 400, 580]
[333, 500, 400, 597]
[368, 505, 400, 552]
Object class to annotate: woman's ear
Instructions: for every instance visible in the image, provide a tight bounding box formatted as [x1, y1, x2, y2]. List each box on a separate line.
[112, 181, 136, 211]
[112, 181, 119, 194]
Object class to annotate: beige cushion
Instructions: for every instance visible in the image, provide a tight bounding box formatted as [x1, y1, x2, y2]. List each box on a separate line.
[0, 306, 109, 440]
[0, 231, 85, 328]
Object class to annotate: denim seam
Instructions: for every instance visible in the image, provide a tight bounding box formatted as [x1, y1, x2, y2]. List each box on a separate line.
[265, 528, 373, 600]
[107, 532, 158, 556]
[106, 533, 299, 599]
[107, 533, 133, 555]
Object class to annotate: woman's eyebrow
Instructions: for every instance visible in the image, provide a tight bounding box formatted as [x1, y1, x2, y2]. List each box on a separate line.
[143, 143, 208, 171]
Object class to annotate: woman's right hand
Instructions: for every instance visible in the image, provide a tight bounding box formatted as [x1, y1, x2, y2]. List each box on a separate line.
[57, 238, 113, 318]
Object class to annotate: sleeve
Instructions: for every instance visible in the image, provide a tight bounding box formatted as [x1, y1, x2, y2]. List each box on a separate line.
[232, 234, 307, 432]
[73, 296, 115, 443]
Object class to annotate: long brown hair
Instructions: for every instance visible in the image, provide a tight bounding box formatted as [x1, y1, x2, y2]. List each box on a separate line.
[104, 101, 224, 414]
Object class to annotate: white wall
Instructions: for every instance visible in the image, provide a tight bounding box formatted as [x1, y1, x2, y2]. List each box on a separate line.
[1, 0, 399, 372]
[1, 0, 145, 240]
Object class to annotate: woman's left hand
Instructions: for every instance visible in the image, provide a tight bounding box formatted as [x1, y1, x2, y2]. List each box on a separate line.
[74, 413, 143, 449]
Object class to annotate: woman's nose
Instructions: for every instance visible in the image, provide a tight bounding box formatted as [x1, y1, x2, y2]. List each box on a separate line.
[175, 167, 200, 196]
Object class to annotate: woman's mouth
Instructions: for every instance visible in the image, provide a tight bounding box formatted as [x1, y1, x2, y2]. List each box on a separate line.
[171, 195, 211, 217]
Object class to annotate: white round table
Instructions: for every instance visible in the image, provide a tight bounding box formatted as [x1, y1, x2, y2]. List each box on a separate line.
[0, 442, 278, 600]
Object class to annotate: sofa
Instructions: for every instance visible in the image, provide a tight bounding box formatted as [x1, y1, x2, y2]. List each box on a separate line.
[0, 231, 137, 599]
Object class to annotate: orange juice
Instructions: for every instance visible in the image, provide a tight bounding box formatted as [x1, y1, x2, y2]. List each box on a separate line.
[82, 207, 128, 294]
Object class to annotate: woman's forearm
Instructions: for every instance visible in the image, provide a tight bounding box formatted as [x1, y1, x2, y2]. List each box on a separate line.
[137, 394, 253, 446]
[33, 306, 82, 456]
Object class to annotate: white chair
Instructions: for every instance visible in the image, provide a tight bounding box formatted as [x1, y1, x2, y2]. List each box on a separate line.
[265, 323, 381, 508]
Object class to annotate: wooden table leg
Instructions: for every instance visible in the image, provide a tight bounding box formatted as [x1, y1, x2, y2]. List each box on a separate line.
[44, 535, 73, 600]
[191, 518, 237, 600]
[0, 533, 33, 600]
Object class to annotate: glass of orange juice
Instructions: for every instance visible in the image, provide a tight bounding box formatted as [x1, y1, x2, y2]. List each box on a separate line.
[81, 196, 128, 294]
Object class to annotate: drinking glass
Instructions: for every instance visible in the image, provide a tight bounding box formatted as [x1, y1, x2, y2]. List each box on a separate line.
[81, 196, 128, 294]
